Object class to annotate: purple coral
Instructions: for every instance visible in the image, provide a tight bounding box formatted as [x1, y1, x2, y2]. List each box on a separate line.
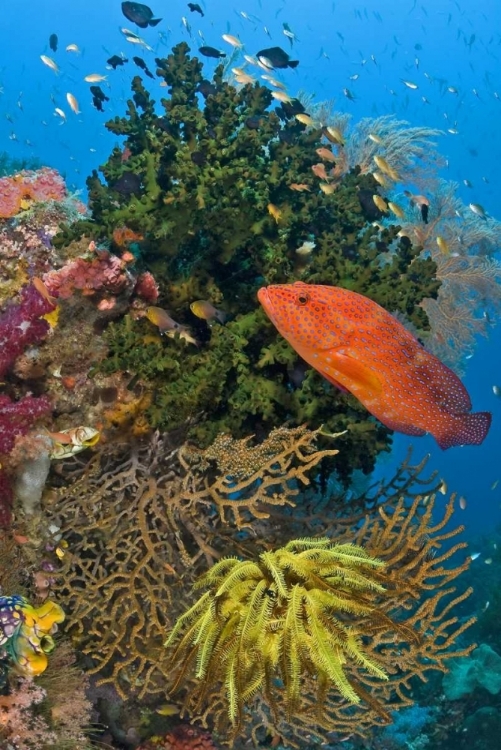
[0, 284, 54, 377]
[0, 394, 52, 456]
[0, 284, 54, 527]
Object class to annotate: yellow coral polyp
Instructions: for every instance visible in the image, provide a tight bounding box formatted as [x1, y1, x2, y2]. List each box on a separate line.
[3, 598, 65, 677]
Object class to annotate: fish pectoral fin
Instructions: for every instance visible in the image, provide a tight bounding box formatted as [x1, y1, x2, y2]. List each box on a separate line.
[325, 352, 383, 395]
[319, 369, 350, 394]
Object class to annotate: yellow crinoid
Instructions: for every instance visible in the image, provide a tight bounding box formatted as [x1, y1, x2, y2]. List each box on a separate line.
[165, 539, 394, 728]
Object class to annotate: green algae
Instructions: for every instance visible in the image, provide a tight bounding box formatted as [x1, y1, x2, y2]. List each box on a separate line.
[56, 42, 441, 478]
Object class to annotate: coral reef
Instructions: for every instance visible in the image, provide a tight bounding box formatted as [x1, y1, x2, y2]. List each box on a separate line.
[0, 284, 55, 526]
[165, 540, 391, 727]
[0, 642, 93, 750]
[0, 168, 67, 219]
[45, 426, 339, 700]
[385, 179, 501, 371]
[52, 42, 442, 477]
[137, 724, 218, 750]
[443, 643, 501, 700]
[42, 425, 474, 746]
[164, 492, 474, 744]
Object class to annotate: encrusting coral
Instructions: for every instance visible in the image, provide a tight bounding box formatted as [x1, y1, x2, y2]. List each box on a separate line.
[52, 41, 442, 478]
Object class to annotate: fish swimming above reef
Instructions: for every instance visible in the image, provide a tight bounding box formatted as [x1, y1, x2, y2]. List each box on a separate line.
[107, 54, 128, 69]
[190, 300, 227, 324]
[258, 282, 492, 450]
[188, 2, 204, 15]
[133, 55, 154, 77]
[90, 85, 110, 112]
[146, 307, 198, 345]
[198, 46, 226, 59]
[404, 191, 430, 223]
[256, 46, 299, 69]
[121, 1, 162, 28]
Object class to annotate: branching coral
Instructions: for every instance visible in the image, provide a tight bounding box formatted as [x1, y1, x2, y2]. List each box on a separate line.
[44, 423, 473, 748]
[46, 426, 339, 700]
[382, 179, 501, 370]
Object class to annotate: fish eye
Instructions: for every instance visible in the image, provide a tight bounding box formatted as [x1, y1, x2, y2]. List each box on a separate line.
[297, 293, 309, 305]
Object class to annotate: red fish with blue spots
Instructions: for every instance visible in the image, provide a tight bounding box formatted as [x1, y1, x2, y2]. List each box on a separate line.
[258, 282, 491, 449]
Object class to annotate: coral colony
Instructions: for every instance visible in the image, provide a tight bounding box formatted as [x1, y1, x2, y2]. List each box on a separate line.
[1, 41, 501, 750]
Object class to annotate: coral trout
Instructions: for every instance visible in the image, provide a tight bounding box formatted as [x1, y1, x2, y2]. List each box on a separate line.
[258, 282, 491, 449]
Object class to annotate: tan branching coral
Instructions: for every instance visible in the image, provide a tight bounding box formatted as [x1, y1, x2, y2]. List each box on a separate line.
[43, 421, 473, 746]
[46, 426, 339, 699]
[291, 107, 444, 188]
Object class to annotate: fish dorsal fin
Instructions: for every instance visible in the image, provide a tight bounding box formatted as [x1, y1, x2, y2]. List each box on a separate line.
[321, 351, 383, 396]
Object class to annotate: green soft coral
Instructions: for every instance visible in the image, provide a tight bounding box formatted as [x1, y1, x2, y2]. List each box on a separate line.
[56, 41, 441, 479]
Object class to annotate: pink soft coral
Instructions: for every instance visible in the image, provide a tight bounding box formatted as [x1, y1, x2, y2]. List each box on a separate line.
[43, 255, 132, 299]
[0, 169, 66, 219]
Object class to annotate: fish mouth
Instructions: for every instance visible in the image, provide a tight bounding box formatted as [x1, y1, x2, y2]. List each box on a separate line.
[257, 287, 277, 323]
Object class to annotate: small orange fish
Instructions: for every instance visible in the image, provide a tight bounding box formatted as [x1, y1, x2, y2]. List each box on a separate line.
[311, 163, 329, 181]
[258, 282, 491, 449]
[316, 147, 336, 163]
[289, 183, 311, 192]
[32, 277, 57, 306]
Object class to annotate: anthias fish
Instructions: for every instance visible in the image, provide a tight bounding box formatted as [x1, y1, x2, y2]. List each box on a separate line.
[258, 282, 491, 449]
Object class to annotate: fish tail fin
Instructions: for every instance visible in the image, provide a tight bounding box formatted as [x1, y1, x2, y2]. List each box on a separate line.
[435, 411, 492, 450]
[288, 60, 299, 68]
[149, 18, 162, 27]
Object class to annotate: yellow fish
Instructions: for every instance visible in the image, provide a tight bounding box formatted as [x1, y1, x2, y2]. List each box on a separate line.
[372, 195, 389, 213]
[271, 90, 293, 103]
[373, 155, 399, 181]
[388, 202, 405, 219]
[267, 203, 282, 222]
[324, 126, 345, 146]
[436, 236, 450, 254]
[295, 113, 316, 126]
